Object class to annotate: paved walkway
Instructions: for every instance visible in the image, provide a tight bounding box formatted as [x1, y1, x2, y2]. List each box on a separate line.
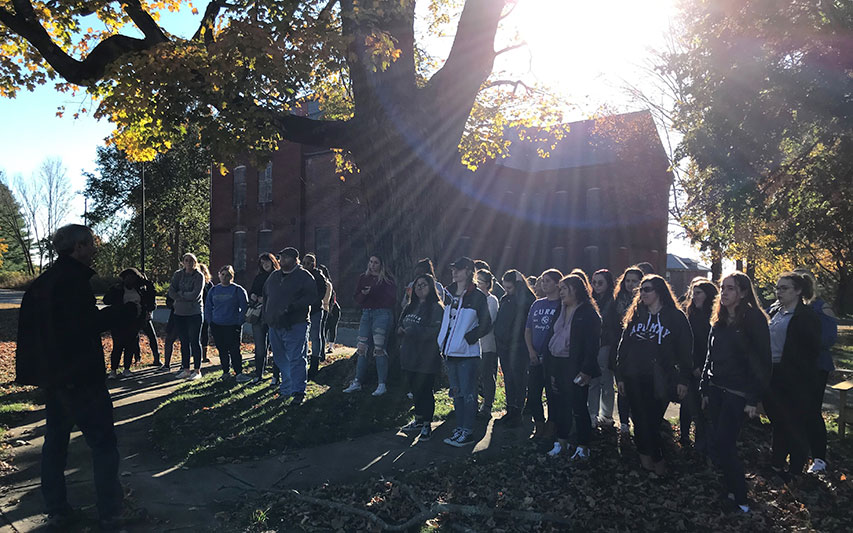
[0, 362, 540, 532]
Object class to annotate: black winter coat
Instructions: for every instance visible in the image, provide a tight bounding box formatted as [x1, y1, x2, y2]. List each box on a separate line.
[494, 291, 534, 356]
[768, 301, 821, 391]
[16, 256, 135, 387]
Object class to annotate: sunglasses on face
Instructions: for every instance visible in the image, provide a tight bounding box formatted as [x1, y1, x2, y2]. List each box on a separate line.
[641, 286, 656, 293]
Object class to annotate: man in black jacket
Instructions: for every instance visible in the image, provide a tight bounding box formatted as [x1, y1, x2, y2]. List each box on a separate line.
[302, 253, 328, 378]
[16, 224, 137, 529]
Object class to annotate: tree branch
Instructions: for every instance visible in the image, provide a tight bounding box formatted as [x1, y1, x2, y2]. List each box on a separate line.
[222, 485, 574, 532]
[483, 78, 534, 95]
[192, 0, 234, 43]
[0, 0, 167, 86]
[124, 0, 169, 43]
[494, 41, 526, 57]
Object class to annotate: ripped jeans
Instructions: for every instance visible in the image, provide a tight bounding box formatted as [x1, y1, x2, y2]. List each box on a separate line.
[355, 308, 393, 385]
[446, 356, 481, 432]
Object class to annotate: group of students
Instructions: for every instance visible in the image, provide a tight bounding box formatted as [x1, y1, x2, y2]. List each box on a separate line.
[104, 251, 341, 392]
[105, 248, 838, 513]
[340, 254, 838, 514]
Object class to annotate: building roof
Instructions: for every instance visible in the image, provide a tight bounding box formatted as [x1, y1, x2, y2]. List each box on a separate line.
[667, 253, 711, 272]
[496, 110, 665, 173]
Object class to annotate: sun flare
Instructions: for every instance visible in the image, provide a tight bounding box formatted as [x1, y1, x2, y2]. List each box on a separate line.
[504, 0, 677, 101]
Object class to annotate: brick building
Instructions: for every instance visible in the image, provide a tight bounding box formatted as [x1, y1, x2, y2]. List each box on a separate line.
[210, 110, 672, 306]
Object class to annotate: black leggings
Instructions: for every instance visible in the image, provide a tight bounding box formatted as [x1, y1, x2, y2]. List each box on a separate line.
[764, 370, 811, 474]
[808, 369, 829, 461]
[525, 362, 553, 423]
[624, 374, 668, 461]
[707, 385, 748, 505]
[548, 357, 591, 445]
[140, 318, 160, 361]
[110, 325, 139, 372]
[409, 371, 436, 422]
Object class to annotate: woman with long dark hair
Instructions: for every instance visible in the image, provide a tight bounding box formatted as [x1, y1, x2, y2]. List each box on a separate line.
[700, 271, 770, 513]
[589, 269, 616, 427]
[248, 253, 280, 384]
[524, 269, 563, 439]
[610, 266, 643, 434]
[344, 255, 397, 396]
[494, 270, 536, 427]
[546, 274, 601, 459]
[397, 273, 444, 442]
[617, 274, 692, 475]
[168, 253, 205, 380]
[764, 272, 821, 478]
[681, 278, 718, 451]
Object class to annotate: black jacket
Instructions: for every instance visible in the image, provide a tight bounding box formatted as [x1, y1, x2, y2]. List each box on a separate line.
[16, 256, 135, 387]
[687, 308, 712, 372]
[494, 290, 534, 355]
[249, 269, 272, 300]
[546, 301, 602, 379]
[700, 305, 771, 406]
[616, 305, 693, 386]
[767, 301, 820, 390]
[306, 267, 327, 314]
[398, 300, 443, 374]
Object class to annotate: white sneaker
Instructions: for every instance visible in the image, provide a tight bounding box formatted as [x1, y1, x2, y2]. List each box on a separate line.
[107, 370, 118, 380]
[343, 380, 362, 393]
[407, 392, 414, 400]
[372, 383, 387, 396]
[443, 428, 463, 446]
[187, 369, 202, 381]
[547, 441, 563, 457]
[570, 446, 590, 461]
[176, 369, 189, 379]
[808, 458, 827, 473]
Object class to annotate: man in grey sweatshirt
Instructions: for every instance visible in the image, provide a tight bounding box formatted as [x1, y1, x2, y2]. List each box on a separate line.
[263, 247, 318, 404]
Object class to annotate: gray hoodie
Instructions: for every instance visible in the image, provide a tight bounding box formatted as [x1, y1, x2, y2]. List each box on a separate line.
[167, 269, 204, 316]
[262, 266, 318, 329]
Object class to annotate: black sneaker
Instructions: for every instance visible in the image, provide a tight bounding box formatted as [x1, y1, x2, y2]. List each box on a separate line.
[290, 392, 306, 406]
[419, 424, 432, 441]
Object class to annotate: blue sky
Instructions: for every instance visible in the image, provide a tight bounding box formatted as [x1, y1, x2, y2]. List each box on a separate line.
[0, 0, 697, 258]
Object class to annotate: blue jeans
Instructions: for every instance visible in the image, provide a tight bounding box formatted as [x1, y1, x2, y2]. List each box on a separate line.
[42, 385, 122, 520]
[269, 322, 309, 396]
[173, 313, 202, 370]
[446, 357, 480, 432]
[355, 308, 393, 384]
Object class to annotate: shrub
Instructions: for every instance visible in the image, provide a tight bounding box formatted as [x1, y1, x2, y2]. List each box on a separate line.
[0, 270, 35, 290]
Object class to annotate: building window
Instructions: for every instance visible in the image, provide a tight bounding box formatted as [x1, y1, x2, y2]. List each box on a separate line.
[233, 166, 247, 207]
[259, 162, 272, 204]
[233, 231, 247, 273]
[258, 229, 272, 255]
[314, 226, 331, 268]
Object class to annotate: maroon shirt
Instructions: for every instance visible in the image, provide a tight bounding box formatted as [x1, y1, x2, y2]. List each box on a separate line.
[353, 274, 397, 309]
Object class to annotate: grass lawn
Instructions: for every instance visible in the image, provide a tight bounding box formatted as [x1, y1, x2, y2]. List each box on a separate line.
[150, 345, 507, 466]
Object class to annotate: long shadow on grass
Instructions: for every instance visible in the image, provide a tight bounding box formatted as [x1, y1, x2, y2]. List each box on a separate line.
[150, 356, 453, 467]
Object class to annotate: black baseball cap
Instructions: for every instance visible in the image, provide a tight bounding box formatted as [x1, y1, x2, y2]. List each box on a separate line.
[450, 256, 475, 270]
[278, 247, 300, 259]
